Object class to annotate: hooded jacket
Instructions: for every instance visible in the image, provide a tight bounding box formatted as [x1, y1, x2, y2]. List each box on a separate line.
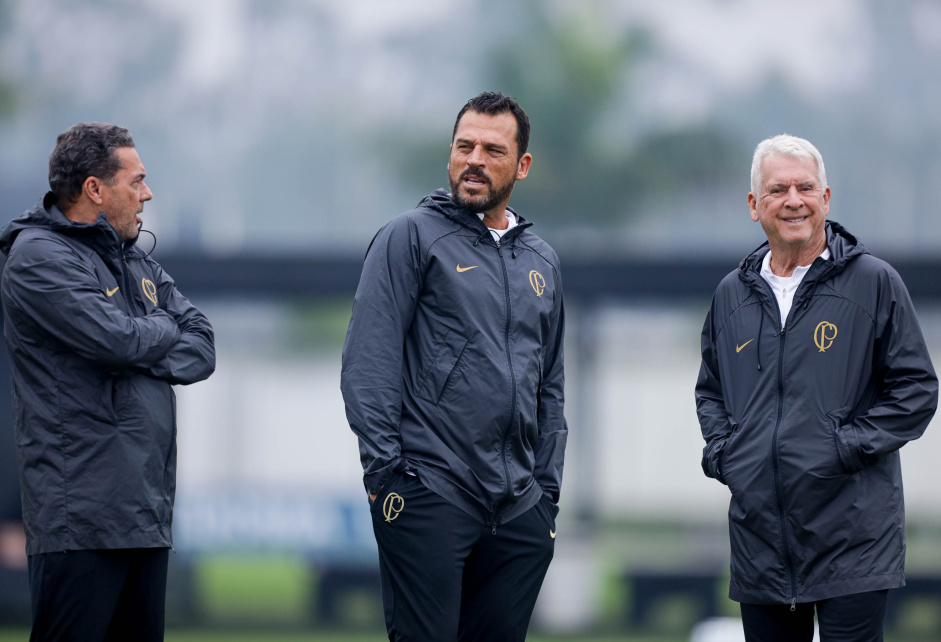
[696, 220, 937, 605]
[341, 189, 566, 528]
[0, 194, 215, 555]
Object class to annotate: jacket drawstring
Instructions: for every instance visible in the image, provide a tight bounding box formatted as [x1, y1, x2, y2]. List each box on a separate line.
[473, 229, 487, 247]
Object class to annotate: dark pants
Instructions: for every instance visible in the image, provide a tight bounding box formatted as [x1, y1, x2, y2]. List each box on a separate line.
[28, 547, 169, 642]
[741, 589, 889, 642]
[371, 473, 556, 641]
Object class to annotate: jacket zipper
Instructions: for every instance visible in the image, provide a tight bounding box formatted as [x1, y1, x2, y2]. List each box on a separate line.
[490, 239, 517, 535]
[121, 253, 137, 317]
[764, 284, 798, 610]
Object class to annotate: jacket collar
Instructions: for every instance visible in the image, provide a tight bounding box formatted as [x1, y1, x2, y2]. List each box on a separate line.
[420, 188, 532, 243]
[0, 192, 136, 259]
[738, 220, 869, 293]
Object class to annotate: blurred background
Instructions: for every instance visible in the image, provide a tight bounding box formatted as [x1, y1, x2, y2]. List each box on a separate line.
[1, 0, 941, 640]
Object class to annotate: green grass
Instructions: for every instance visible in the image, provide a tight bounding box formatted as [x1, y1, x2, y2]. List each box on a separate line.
[0, 629, 933, 642]
[1, 625, 935, 642]
[197, 554, 311, 623]
[0, 634, 683, 642]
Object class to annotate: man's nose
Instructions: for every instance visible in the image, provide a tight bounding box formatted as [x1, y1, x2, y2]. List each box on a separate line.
[785, 186, 802, 207]
[467, 145, 486, 166]
[141, 182, 153, 201]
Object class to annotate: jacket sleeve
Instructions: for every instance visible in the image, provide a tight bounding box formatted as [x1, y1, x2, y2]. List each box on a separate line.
[696, 297, 731, 485]
[1, 236, 180, 368]
[533, 269, 567, 504]
[142, 261, 216, 385]
[340, 216, 422, 495]
[834, 268, 938, 473]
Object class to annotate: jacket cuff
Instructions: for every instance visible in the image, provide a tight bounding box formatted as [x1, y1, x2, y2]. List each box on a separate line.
[702, 437, 728, 485]
[363, 458, 405, 495]
[834, 424, 867, 473]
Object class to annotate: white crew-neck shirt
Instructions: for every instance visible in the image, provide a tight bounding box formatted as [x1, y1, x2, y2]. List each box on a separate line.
[478, 211, 517, 241]
[760, 248, 831, 329]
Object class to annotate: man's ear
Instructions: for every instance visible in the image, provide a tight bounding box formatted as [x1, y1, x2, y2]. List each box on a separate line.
[516, 153, 532, 181]
[83, 176, 105, 205]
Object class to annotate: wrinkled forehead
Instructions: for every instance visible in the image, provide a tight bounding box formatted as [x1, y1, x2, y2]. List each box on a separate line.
[453, 111, 518, 148]
[761, 152, 820, 185]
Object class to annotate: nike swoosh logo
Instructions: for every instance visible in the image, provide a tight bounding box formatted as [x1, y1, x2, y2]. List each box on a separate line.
[736, 339, 754, 353]
[106, 287, 119, 297]
[549, 529, 556, 539]
[456, 265, 478, 273]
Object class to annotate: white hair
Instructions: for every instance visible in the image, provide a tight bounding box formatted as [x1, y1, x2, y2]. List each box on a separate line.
[750, 134, 827, 199]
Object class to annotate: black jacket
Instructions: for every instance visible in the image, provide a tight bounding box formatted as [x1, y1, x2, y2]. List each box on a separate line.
[0, 195, 215, 555]
[341, 190, 566, 527]
[696, 221, 937, 605]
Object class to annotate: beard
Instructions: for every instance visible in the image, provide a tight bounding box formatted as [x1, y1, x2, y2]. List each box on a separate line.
[449, 167, 516, 213]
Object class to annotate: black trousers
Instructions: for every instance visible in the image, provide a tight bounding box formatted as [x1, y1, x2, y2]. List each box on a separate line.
[28, 547, 169, 642]
[740, 589, 889, 642]
[371, 473, 556, 641]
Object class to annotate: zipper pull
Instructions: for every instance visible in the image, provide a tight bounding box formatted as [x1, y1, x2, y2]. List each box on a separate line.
[790, 598, 796, 612]
[491, 523, 497, 535]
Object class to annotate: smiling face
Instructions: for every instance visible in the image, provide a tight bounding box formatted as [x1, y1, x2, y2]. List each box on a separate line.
[447, 110, 531, 218]
[100, 147, 153, 242]
[749, 153, 830, 259]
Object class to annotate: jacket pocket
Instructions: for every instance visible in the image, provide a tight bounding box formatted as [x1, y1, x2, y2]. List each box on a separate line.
[415, 330, 469, 405]
[828, 411, 866, 474]
[719, 421, 740, 484]
[369, 471, 407, 517]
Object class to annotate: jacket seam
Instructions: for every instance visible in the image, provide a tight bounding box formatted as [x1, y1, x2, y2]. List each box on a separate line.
[515, 238, 559, 272]
[713, 293, 761, 342]
[810, 284, 877, 326]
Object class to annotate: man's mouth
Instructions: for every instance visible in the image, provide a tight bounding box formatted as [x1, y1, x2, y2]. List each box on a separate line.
[462, 171, 489, 189]
[783, 215, 808, 224]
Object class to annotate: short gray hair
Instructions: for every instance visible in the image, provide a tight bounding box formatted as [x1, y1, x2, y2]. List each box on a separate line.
[750, 134, 827, 199]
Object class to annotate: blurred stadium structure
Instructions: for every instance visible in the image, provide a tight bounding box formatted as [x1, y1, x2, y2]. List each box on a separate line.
[2, 0, 941, 638]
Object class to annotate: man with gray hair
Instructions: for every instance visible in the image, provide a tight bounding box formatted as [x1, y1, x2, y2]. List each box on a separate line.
[696, 134, 937, 641]
[1, 123, 215, 640]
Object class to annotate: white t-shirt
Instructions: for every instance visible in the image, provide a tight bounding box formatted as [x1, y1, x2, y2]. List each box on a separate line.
[760, 248, 831, 329]
[478, 211, 517, 241]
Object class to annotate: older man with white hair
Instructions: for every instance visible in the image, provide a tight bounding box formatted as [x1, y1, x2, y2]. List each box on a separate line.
[696, 134, 937, 641]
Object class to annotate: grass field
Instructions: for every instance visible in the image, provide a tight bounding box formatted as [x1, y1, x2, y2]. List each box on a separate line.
[1, 627, 935, 641]
[0, 633, 683, 642]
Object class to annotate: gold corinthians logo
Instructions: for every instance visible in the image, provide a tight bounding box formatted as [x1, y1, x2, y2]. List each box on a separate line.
[529, 270, 546, 297]
[814, 321, 838, 352]
[141, 278, 158, 306]
[382, 492, 405, 523]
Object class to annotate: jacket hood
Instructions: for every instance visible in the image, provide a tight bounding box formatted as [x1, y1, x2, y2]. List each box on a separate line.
[0, 192, 127, 257]
[738, 220, 869, 289]
[419, 188, 532, 242]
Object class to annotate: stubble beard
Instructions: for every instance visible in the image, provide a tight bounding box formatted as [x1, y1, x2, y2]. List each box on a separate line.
[449, 168, 516, 213]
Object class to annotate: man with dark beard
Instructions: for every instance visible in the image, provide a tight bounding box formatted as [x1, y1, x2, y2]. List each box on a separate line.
[341, 92, 567, 641]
